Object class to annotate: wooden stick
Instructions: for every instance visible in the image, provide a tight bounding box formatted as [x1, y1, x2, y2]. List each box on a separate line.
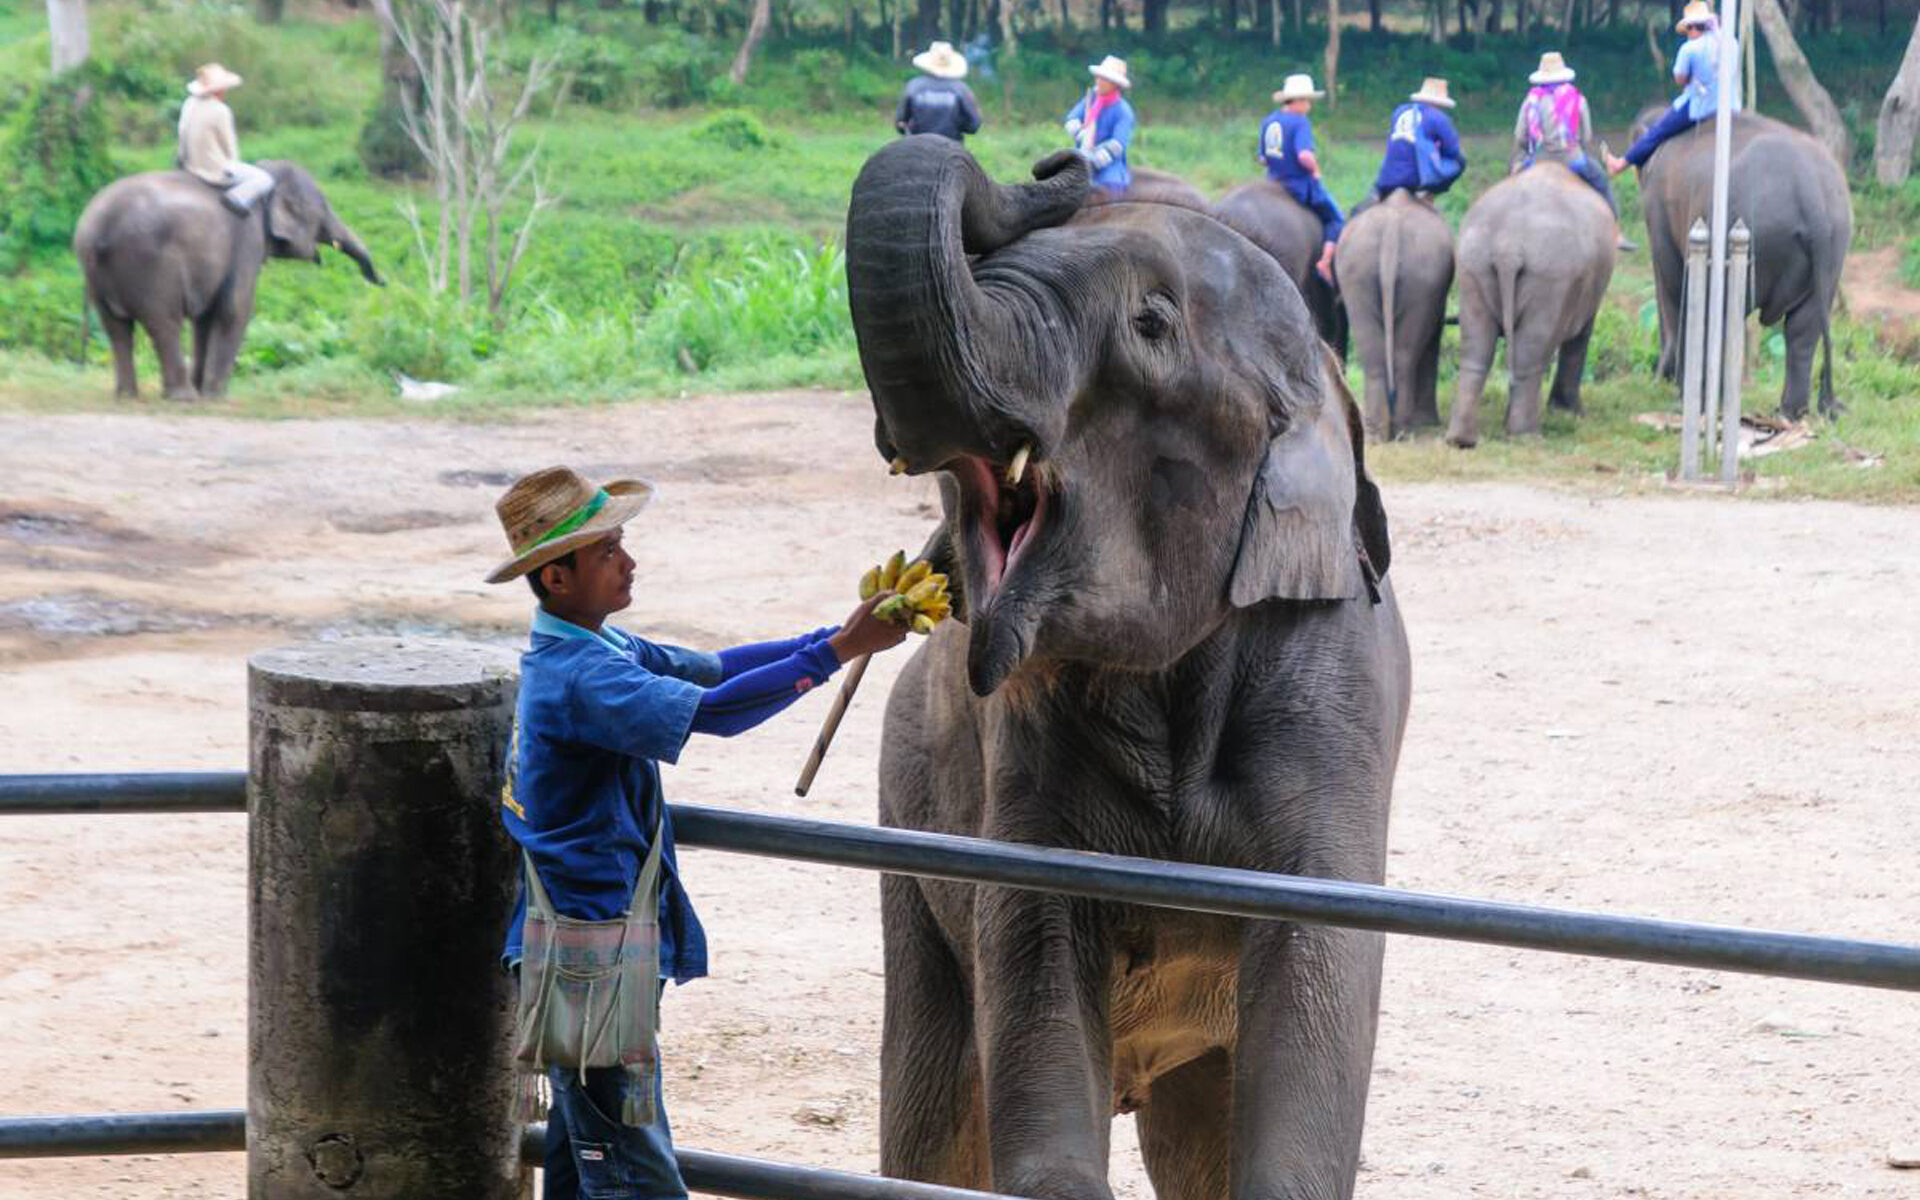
[794, 652, 871, 797]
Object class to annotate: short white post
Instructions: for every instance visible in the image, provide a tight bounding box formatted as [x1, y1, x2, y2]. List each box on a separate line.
[1680, 219, 1712, 479]
[1719, 220, 1751, 484]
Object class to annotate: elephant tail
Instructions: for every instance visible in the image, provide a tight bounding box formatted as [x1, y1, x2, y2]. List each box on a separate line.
[1380, 207, 1401, 419]
[1820, 324, 1836, 415]
[1497, 255, 1521, 347]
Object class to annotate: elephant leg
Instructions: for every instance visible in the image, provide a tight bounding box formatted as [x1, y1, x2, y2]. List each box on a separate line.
[976, 887, 1114, 1200]
[1548, 318, 1595, 414]
[1135, 1048, 1230, 1200]
[1413, 325, 1443, 429]
[101, 311, 138, 399]
[201, 280, 259, 400]
[1779, 303, 1828, 421]
[1446, 286, 1496, 448]
[191, 316, 212, 395]
[1230, 922, 1385, 1200]
[143, 314, 197, 402]
[1505, 343, 1551, 438]
[1388, 326, 1427, 438]
[880, 874, 988, 1188]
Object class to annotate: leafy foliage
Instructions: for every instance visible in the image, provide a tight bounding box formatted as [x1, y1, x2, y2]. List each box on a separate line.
[0, 68, 116, 270]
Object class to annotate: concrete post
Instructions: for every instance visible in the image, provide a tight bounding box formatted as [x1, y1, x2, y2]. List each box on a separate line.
[1720, 220, 1752, 484]
[248, 638, 524, 1200]
[1680, 219, 1712, 480]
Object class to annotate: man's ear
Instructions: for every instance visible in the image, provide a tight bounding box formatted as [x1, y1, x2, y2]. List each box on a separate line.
[1229, 344, 1388, 605]
[538, 560, 569, 597]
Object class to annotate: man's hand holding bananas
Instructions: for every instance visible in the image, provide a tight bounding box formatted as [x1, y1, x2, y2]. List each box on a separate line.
[858, 551, 953, 636]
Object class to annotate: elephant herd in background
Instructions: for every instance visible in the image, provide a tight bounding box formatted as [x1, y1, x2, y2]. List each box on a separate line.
[1142, 110, 1850, 445]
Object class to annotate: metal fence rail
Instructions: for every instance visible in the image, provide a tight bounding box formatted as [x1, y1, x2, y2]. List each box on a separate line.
[0, 1112, 1018, 1200]
[3, 772, 1918, 991]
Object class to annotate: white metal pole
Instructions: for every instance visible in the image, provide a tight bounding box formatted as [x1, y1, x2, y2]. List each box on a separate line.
[1701, 0, 1739, 477]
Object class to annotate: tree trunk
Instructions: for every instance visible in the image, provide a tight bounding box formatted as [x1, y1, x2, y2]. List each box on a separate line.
[1647, 14, 1668, 76]
[1324, 0, 1341, 105]
[998, 0, 1019, 53]
[915, 0, 941, 47]
[1369, 0, 1381, 32]
[1291, 0, 1302, 37]
[255, 0, 284, 22]
[1222, 0, 1234, 32]
[1515, 0, 1527, 34]
[1486, 0, 1501, 33]
[1752, 0, 1855, 168]
[1059, 0, 1071, 32]
[47, 0, 88, 73]
[1276, 0, 1286, 43]
[728, 0, 771, 84]
[1144, 0, 1166, 32]
[1875, 12, 1920, 182]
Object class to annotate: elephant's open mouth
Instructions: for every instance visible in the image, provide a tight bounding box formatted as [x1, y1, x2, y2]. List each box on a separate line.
[950, 447, 1050, 600]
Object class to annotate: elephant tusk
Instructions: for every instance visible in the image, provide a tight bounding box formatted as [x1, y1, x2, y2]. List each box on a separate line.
[1006, 443, 1032, 487]
[890, 456, 909, 476]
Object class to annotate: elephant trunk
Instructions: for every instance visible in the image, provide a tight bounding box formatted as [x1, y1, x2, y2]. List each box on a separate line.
[326, 214, 383, 286]
[844, 137, 1088, 467]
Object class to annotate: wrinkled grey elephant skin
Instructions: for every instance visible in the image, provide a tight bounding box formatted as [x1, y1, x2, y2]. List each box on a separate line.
[73, 161, 382, 401]
[1214, 179, 1350, 359]
[1631, 109, 1852, 420]
[1448, 163, 1615, 446]
[1335, 190, 1454, 440]
[844, 135, 1412, 1200]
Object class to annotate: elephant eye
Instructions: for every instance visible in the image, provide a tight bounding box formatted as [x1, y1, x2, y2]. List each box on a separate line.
[1133, 294, 1176, 341]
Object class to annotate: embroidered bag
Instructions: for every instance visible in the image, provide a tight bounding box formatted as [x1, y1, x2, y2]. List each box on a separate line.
[513, 818, 664, 1126]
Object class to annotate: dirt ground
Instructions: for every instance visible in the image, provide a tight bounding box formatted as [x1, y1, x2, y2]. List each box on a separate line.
[1, 391, 1916, 1200]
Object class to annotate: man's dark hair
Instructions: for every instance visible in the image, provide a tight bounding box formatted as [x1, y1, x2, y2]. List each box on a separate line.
[526, 551, 577, 601]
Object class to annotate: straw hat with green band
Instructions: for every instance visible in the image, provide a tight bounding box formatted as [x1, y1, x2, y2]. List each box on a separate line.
[485, 466, 655, 584]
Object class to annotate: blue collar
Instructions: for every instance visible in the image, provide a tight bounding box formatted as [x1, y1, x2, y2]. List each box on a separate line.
[531, 607, 630, 655]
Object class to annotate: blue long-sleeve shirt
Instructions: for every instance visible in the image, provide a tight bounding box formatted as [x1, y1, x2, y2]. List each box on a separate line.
[1065, 91, 1135, 192]
[1374, 101, 1463, 192]
[500, 608, 842, 980]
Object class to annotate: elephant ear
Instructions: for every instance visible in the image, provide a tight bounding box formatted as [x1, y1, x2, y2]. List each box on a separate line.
[264, 163, 321, 262]
[1229, 345, 1390, 606]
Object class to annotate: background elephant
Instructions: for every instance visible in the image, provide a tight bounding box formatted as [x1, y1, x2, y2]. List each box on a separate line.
[1630, 108, 1852, 419]
[1214, 179, 1349, 357]
[1449, 162, 1615, 446]
[1104, 166, 1211, 209]
[846, 137, 1411, 1200]
[1335, 190, 1454, 440]
[74, 160, 380, 401]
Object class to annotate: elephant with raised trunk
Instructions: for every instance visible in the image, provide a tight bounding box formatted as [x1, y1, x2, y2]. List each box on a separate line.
[1448, 162, 1615, 446]
[1214, 180, 1349, 358]
[846, 135, 1411, 1200]
[1628, 109, 1852, 419]
[74, 160, 381, 400]
[1336, 190, 1454, 440]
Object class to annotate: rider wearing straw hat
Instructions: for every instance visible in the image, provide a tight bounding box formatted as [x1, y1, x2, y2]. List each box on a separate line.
[1513, 51, 1625, 233]
[1358, 77, 1465, 213]
[486, 466, 905, 1200]
[895, 41, 984, 143]
[1260, 73, 1343, 282]
[1065, 55, 1136, 194]
[1606, 0, 1741, 175]
[176, 63, 275, 216]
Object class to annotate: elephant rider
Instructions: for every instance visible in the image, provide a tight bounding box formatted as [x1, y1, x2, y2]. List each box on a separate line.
[1513, 52, 1634, 250]
[1065, 55, 1136, 195]
[1354, 77, 1465, 217]
[487, 467, 906, 1200]
[1606, 0, 1741, 175]
[1260, 73, 1344, 283]
[894, 41, 984, 143]
[177, 63, 275, 217]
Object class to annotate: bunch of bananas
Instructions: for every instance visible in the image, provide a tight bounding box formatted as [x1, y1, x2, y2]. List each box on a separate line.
[859, 551, 953, 635]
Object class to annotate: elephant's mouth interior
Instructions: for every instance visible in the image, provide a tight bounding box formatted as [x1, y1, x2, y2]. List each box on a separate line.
[951, 449, 1049, 596]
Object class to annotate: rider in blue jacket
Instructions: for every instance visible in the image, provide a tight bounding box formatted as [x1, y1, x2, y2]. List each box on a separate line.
[1065, 55, 1136, 194]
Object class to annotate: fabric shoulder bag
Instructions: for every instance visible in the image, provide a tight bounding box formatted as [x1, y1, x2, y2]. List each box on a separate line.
[513, 819, 664, 1126]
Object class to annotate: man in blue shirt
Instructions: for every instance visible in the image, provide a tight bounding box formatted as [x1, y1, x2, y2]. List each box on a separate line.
[1065, 55, 1136, 195]
[1607, 0, 1740, 174]
[1364, 77, 1465, 209]
[894, 40, 984, 143]
[486, 466, 907, 1200]
[1261, 73, 1343, 283]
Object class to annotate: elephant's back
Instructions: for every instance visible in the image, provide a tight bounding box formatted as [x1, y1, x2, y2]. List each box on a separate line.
[1337, 195, 1452, 291]
[77, 171, 217, 251]
[1213, 181, 1318, 281]
[1460, 167, 1610, 265]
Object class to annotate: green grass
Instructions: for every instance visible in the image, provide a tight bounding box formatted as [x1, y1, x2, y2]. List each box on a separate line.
[2, 0, 1918, 499]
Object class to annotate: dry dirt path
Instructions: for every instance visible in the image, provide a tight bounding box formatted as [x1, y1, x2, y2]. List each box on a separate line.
[1, 392, 1916, 1199]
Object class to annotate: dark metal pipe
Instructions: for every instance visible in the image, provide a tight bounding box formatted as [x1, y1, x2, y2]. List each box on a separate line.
[668, 805, 1920, 993]
[0, 772, 245, 814]
[1, 1113, 1025, 1200]
[3, 775, 1917, 991]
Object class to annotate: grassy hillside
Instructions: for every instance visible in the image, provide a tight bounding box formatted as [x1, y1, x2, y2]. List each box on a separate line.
[1, 0, 1917, 498]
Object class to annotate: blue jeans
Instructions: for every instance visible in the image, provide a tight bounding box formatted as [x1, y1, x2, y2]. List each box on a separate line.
[1284, 176, 1346, 245]
[1624, 105, 1701, 168]
[544, 1059, 685, 1200]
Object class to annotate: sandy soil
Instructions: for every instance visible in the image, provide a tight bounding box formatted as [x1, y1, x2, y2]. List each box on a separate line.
[1, 392, 1916, 1200]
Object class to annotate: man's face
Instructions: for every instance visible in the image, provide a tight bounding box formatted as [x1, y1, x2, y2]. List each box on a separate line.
[544, 531, 635, 619]
[1288, 98, 1313, 115]
[1095, 78, 1119, 97]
